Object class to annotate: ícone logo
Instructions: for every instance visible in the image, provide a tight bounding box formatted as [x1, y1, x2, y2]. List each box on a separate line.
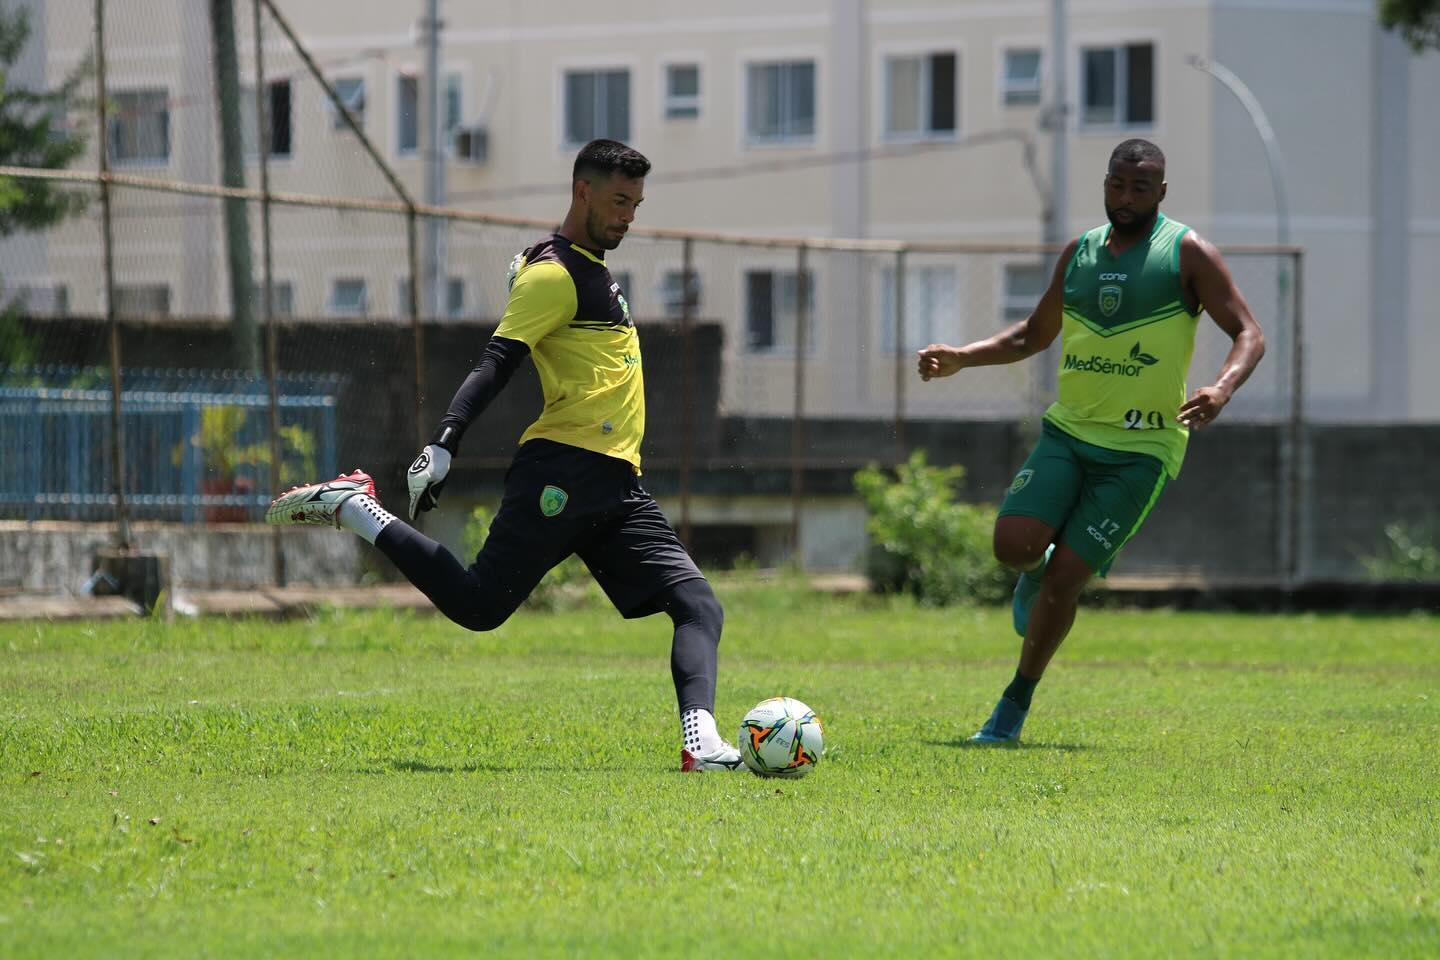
[617, 292, 631, 325]
[1099, 284, 1123, 317]
[1009, 468, 1035, 494]
[539, 485, 569, 517]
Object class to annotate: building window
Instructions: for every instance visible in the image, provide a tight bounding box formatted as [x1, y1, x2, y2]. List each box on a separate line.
[241, 80, 292, 158]
[330, 76, 366, 130]
[108, 89, 169, 164]
[745, 61, 815, 144]
[445, 74, 463, 138]
[884, 52, 956, 139]
[329, 278, 367, 316]
[564, 69, 630, 145]
[745, 270, 813, 352]
[251, 280, 295, 317]
[9, 284, 69, 317]
[1001, 49, 1043, 106]
[660, 269, 702, 318]
[397, 74, 420, 154]
[664, 64, 700, 119]
[446, 277, 465, 318]
[1001, 264, 1046, 326]
[880, 266, 957, 353]
[1081, 43, 1154, 128]
[397, 72, 462, 156]
[113, 284, 171, 318]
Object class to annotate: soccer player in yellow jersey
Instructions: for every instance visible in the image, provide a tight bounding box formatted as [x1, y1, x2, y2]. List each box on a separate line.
[918, 139, 1267, 744]
[267, 140, 743, 772]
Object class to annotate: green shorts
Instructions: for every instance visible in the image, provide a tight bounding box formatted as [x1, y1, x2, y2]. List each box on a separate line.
[998, 420, 1170, 576]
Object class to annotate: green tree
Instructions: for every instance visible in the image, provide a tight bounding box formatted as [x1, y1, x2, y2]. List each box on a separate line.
[0, 3, 89, 367]
[1379, 0, 1440, 51]
[0, 4, 88, 237]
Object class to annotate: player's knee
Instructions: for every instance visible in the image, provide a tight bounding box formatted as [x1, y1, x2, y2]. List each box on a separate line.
[993, 532, 1046, 571]
[450, 582, 523, 632]
[665, 578, 723, 634]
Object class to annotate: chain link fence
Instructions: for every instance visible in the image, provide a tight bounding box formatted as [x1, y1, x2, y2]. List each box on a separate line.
[2, 0, 1361, 590]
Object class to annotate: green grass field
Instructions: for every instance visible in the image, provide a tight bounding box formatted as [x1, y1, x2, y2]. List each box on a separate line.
[2, 584, 1437, 958]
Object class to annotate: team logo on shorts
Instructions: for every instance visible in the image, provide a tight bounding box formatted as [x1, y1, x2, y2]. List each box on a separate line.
[540, 485, 569, 517]
[1009, 469, 1034, 494]
[1099, 284, 1123, 317]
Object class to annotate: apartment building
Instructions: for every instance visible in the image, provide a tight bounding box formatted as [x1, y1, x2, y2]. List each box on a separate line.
[9, 0, 1439, 421]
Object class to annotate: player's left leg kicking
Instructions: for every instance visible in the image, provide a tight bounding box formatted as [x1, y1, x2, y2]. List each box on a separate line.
[267, 452, 742, 773]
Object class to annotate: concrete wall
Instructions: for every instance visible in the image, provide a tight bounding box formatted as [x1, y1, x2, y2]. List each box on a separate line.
[0, 521, 362, 592]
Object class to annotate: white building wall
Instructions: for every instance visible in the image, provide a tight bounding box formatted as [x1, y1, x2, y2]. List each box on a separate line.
[11, 0, 1439, 419]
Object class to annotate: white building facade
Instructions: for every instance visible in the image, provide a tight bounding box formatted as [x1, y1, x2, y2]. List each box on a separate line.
[9, 0, 1439, 421]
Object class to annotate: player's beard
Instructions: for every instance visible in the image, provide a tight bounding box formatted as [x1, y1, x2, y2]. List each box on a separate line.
[585, 209, 622, 251]
[1106, 203, 1159, 238]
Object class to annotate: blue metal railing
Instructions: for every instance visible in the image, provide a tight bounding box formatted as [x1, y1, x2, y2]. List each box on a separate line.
[0, 383, 337, 523]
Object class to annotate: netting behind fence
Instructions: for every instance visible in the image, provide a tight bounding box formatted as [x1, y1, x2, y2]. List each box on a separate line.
[12, 0, 1409, 589]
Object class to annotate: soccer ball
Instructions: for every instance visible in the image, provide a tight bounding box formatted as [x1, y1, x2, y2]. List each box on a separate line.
[738, 697, 824, 778]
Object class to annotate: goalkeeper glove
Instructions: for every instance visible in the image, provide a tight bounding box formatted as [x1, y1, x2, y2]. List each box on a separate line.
[407, 429, 456, 520]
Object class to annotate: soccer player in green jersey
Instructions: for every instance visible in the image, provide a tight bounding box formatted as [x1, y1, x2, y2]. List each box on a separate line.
[267, 140, 743, 772]
[917, 139, 1266, 744]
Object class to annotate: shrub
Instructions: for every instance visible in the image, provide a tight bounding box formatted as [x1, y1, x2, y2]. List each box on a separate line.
[853, 451, 1011, 606]
[1360, 522, 1440, 582]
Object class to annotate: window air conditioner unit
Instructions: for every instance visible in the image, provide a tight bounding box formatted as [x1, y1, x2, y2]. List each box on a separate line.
[453, 125, 488, 164]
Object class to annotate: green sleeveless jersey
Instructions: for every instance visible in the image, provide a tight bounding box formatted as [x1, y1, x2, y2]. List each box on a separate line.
[1045, 213, 1201, 477]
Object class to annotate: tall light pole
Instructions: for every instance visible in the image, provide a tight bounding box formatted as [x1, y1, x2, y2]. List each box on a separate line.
[1185, 55, 1290, 249]
[1044, 0, 1069, 250]
[1186, 54, 1301, 584]
[1035, 0, 1069, 407]
[421, 0, 445, 320]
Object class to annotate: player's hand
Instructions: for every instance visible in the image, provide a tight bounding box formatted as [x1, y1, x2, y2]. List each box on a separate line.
[1177, 386, 1231, 430]
[406, 444, 452, 519]
[917, 344, 964, 382]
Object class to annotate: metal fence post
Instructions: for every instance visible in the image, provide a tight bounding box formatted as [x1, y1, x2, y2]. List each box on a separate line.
[94, 0, 129, 550]
[790, 244, 809, 569]
[253, 0, 284, 585]
[1290, 249, 1307, 586]
[679, 236, 695, 547]
[408, 208, 425, 452]
[893, 247, 907, 467]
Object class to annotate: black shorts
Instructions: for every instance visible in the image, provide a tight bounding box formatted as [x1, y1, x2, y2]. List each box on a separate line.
[472, 439, 702, 618]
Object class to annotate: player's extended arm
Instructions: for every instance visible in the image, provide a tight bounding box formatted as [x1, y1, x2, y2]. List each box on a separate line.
[1176, 233, 1266, 430]
[916, 239, 1077, 382]
[407, 260, 575, 518]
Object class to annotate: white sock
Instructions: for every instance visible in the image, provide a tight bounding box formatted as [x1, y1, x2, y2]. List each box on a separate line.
[338, 494, 396, 544]
[681, 708, 723, 755]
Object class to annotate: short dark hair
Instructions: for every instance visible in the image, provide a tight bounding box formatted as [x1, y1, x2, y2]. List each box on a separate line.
[573, 139, 651, 183]
[1109, 138, 1166, 171]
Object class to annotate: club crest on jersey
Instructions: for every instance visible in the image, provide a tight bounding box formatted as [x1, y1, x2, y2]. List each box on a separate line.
[615, 288, 632, 326]
[540, 485, 569, 517]
[1099, 284, 1123, 317]
[1009, 469, 1034, 494]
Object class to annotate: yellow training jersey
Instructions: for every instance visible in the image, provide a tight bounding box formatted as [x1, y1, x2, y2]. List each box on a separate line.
[495, 234, 645, 471]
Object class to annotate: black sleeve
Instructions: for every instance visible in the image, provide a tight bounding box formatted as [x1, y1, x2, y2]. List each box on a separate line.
[430, 335, 531, 455]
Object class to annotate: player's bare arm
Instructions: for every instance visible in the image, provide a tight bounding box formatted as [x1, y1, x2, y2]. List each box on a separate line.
[917, 239, 1078, 382]
[1177, 232, 1266, 429]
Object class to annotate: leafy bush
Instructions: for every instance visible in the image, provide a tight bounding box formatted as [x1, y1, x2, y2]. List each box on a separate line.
[1360, 522, 1440, 582]
[461, 504, 601, 610]
[853, 451, 1012, 606]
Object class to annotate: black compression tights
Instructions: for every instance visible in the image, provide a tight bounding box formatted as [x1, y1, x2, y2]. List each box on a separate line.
[375, 521, 722, 713]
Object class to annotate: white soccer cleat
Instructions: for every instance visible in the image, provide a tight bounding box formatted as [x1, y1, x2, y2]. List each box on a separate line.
[265, 470, 376, 528]
[681, 741, 745, 773]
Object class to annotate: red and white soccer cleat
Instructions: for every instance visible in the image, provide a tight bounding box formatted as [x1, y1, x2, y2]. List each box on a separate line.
[681, 741, 745, 773]
[265, 470, 376, 528]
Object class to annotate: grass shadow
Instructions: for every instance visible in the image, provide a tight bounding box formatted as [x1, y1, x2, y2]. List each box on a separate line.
[924, 738, 1097, 753]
